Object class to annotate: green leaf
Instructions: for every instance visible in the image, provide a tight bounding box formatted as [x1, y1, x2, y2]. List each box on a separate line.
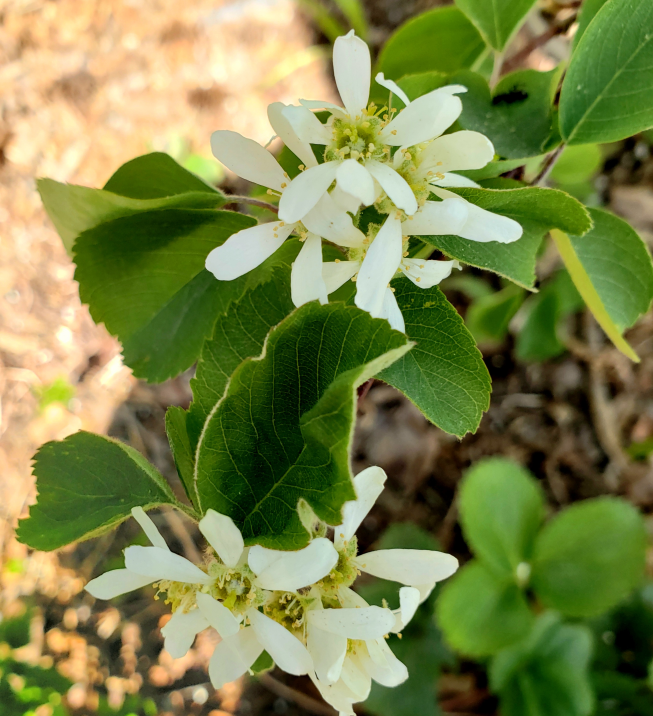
[490, 612, 594, 716]
[515, 269, 583, 362]
[193, 303, 412, 549]
[16, 431, 182, 551]
[560, 0, 653, 145]
[37, 176, 224, 255]
[568, 208, 653, 332]
[425, 186, 592, 289]
[459, 457, 545, 579]
[551, 208, 653, 361]
[437, 560, 534, 657]
[378, 281, 491, 438]
[454, 0, 538, 51]
[165, 406, 197, 505]
[573, 0, 610, 50]
[531, 497, 647, 617]
[103, 152, 219, 199]
[73, 210, 298, 383]
[376, 7, 486, 79]
[450, 68, 563, 159]
[550, 144, 602, 186]
[466, 283, 525, 344]
[187, 274, 295, 448]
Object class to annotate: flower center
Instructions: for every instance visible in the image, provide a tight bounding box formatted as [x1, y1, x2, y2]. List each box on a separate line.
[325, 105, 390, 163]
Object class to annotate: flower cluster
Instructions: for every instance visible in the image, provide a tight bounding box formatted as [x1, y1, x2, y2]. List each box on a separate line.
[86, 467, 458, 712]
[206, 30, 522, 332]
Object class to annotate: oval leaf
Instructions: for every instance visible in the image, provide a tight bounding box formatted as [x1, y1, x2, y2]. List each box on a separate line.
[437, 560, 534, 657]
[454, 0, 538, 51]
[560, 0, 653, 145]
[17, 432, 182, 551]
[531, 497, 647, 617]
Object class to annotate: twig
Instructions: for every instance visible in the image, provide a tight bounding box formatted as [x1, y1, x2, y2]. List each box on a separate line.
[357, 378, 375, 409]
[503, 22, 572, 74]
[532, 143, 565, 185]
[224, 195, 279, 214]
[258, 673, 337, 716]
[490, 51, 504, 89]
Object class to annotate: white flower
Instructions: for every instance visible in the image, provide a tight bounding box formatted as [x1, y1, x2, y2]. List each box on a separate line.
[86, 507, 338, 686]
[303, 466, 458, 713]
[278, 30, 467, 223]
[85, 507, 213, 601]
[206, 125, 364, 307]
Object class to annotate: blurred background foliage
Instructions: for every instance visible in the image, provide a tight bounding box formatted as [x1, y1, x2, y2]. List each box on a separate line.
[3, 0, 653, 715]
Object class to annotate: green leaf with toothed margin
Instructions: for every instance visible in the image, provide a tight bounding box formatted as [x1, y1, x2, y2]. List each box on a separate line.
[16, 431, 183, 551]
[422, 186, 592, 289]
[378, 280, 491, 437]
[193, 302, 412, 550]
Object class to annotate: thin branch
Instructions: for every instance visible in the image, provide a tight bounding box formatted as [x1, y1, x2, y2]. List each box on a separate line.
[224, 195, 279, 214]
[490, 51, 504, 89]
[532, 143, 565, 185]
[503, 9, 578, 74]
[258, 673, 337, 716]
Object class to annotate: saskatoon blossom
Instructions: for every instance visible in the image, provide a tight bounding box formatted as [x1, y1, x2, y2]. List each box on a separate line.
[205, 30, 522, 332]
[85, 468, 457, 713]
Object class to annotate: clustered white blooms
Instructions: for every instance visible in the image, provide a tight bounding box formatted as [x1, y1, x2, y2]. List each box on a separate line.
[86, 467, 458, 713]
[206, 30, 522, 332]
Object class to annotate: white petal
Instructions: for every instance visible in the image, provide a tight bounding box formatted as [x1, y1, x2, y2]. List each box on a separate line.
[195, 592, 241, 638]
[302, 192, 365, 247]
[379, 288, 405, 333]
[360, 639, 408, 687]
[309, 673, 357, 714]
[403, 198, 468, 236]
[268, 102, 318, 168]
[252, 537, 339, 592]
[161, 608, 210, 658]
[299, 98, 348, 119]
[335, 466, 387, 548]
[364, 161, 418, 215]
[374, 72, 410, 107]
[85, 569, 153, 600]
[354, 549, 459, 586]
[208, 628, 264, 689]
[415, 582, 436, 603]
[339, 586, 369, 609]
[336, 160, 376, 206]
[282, 105, 332, 146]
[211, 130, 286, 191]
[278, 162, 339, 223]
[124, 546, 211, 584]
[307, 622, 347, 684]
[339, 654, 372, 701]
[206, 221, 294, 281]
[306, 606, 396, 640]
[131, 507, 168, 550]
[322, 260, 361, 294]
[247, 546, 283, 576]
[248, 608, 313, 676]
[354, 214, 403, 318]
[399, 586, 421, 625]
[330, 184, 362, 214]
[291, 234, 328, 307]
[333, 30, 371, 118]
[434, 173, 481, 188]
[198, 509, 244, 568]
[419, 130, 494, 174]
[401, 258, 457, 289]
[379, 93, 462, 147]
[432, 188, 523, 243]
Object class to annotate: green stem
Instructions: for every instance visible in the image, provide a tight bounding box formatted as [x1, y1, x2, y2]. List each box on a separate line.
[490, 51, 504, 89]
